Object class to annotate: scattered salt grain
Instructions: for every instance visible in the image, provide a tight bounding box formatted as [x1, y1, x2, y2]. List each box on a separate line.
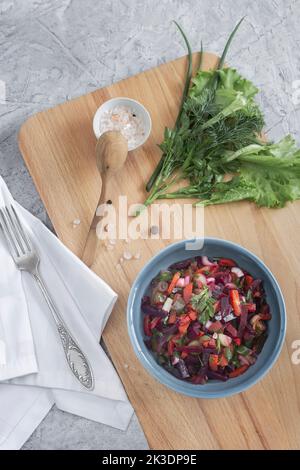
[106, 244, 114, 251]
[123, 251, 132, 260]
[119, 257, 124, 264]
[134, 252, 141, 260]
[96, 206, 102, 216]
[109, 239, 116, 245]
[72, 218, 81, 227]
[99, 105, 145, 150]
[124, 363, 129, 369]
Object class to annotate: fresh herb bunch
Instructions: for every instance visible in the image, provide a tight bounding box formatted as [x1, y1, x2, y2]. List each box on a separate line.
[144, 19, 300, 209]
[191, 286, 215, 324]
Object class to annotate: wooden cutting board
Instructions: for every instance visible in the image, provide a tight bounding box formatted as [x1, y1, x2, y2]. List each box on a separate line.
[18, 52, 300, 450]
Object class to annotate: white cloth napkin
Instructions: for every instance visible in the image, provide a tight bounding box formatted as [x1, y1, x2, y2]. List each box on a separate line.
[0, 176, 133, 450]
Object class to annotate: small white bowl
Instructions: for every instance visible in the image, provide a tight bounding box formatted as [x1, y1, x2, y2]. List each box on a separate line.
[92, 97, 152, 151]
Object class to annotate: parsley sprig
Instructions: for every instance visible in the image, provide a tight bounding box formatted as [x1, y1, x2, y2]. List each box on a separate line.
[190, 287, 215, 325]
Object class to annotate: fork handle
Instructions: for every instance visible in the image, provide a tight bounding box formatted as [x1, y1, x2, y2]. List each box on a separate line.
[33, 273, 94, 390]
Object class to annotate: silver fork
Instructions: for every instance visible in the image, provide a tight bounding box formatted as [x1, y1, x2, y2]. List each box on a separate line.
[0, 204, 94, 390]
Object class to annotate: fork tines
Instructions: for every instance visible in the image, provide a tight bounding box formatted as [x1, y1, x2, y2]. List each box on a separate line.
[0, 205, 32, 259]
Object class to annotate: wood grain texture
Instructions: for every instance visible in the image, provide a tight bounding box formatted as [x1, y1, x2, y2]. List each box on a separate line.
[18, 52, 300, 450]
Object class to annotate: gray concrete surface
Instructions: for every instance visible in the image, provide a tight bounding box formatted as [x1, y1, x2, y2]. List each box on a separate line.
[0, 0, 299, 450]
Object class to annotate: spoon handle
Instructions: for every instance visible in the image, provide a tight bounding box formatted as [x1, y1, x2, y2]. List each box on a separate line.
[81, 177, 108, 268]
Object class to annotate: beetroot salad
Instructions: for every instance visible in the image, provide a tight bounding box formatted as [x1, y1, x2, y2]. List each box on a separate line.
[142, 256, 271, 384]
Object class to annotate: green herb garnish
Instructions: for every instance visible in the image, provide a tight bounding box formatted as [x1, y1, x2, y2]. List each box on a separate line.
[190, 286, 215, 324]
[158, 271, 173, 281]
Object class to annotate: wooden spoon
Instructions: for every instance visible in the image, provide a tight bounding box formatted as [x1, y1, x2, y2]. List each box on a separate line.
[82, 131, 128, 267]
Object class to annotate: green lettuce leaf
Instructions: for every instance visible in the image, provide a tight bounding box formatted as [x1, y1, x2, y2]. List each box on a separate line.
[190, 70, 214, 97]
[202, 136, 300, 208]
[217, 68, 259, 99]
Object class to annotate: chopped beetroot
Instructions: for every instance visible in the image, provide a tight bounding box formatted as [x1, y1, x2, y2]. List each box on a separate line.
[225, 322, 238, 338]
[208, 321, 223, 333]
[220, 295, 231, 317]
[238, 304, 248, 338]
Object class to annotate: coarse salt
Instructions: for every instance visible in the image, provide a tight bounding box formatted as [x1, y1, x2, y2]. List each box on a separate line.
[99, 105, 145, 150]
[123, 251, 132, 260]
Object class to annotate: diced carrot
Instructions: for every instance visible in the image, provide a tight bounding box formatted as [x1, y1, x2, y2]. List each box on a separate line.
[219, 258, 236, 267]
[209, 354, 219, 371]
[199, 335, 211, 344]
[196, 266, 211, 274]
[168, 311, 177, 324]
[167, 339, 175, 356]
[183, 283, 193, 303]
[188, 309, 197, 321]
[229, 289, 241, 316]
[180, 314, 190, 324]
[218, 354, 228, 368]
[245, 275, 253, 288]
[179, 317, 191, 335]
[228, 365, 249, 378]
[167, 272, 181, 294]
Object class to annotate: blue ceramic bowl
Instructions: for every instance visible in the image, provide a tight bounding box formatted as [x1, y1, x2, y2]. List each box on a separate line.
[127, 238, 286, 398]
